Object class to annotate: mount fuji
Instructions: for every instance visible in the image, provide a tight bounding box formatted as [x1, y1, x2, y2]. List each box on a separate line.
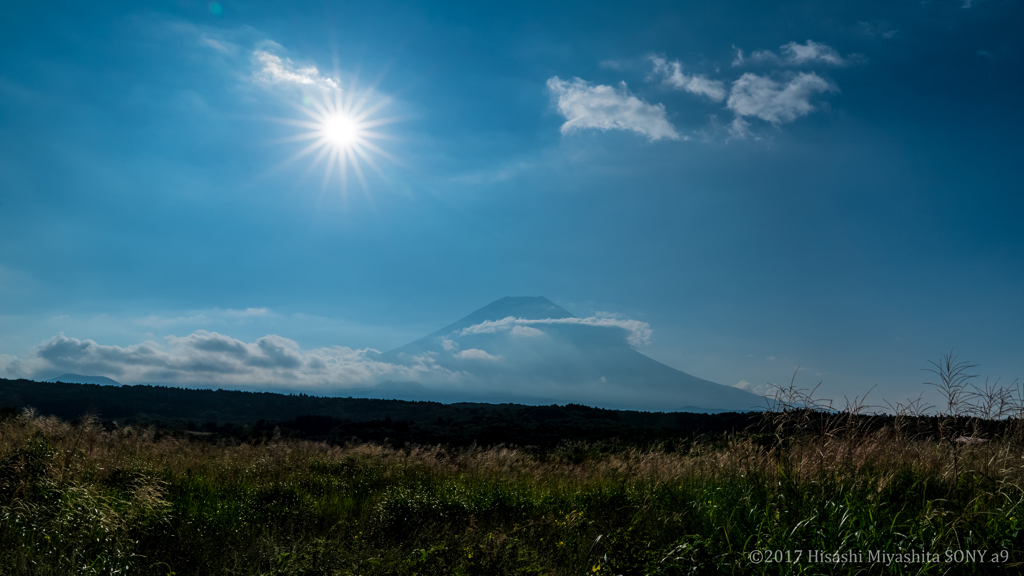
[374, 297, 764, 412]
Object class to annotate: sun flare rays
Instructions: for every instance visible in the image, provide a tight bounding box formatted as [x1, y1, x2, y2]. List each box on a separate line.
[275, 81, 398, 198]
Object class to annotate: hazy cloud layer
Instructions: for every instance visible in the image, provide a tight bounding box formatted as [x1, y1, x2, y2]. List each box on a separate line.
[134, 307, 272, 328]
[458, 314, 653, 348]
[1, 331, 450, 387]
[727, 72, 836, 124]
[546, 76, 679, 141]
[648, 56, 726, 102]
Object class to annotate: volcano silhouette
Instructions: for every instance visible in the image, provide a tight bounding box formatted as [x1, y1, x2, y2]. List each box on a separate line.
[378, 297, 763, 412]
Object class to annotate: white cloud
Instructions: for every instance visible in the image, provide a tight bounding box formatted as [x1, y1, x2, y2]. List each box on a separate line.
[727, 72, 836, 124]
[780, 41, 848, 66]
[441, 337, 459, 351]
[741, 40, 851, 67]
[454, 348, 502, 361]
[510, 325, 545, 338]
[3, 331, 449, 387]
[459, 314, 652, 348]
[252, 48, 338, 89]
[546, 76, 680, 141]
[649, 56, 726, 102]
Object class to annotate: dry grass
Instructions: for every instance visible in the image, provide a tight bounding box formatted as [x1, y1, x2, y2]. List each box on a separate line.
[3, 403, 1024, 575]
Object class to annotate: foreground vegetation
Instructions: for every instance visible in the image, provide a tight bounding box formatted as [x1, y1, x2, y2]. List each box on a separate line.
[1, 409, 1022, 575]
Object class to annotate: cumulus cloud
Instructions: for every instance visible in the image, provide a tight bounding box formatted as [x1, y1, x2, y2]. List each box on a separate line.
[252, 48, 338, 89]
[454, 349, 502, 362]
[441, 337, 459, 352]
[726, 72, 836, 124]
[6, 331, 450, 388]
[648, 56, 726, 102]
[546, 76, 679, 141]
[736, 40, 852, 67]
[459, 314, 652, 348]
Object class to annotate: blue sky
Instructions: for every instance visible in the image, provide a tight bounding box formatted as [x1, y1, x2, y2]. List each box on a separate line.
[1, 0, 1021, 406]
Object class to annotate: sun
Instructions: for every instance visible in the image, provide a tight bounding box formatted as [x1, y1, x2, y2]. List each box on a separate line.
[276, 83, 398, 196]
[323, 114, 361, 147]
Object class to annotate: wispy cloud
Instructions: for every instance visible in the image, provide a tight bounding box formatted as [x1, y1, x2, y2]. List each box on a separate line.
[858, 22, 899, 40]
[727, 117, 753, 140]
[459, 314, 652, 348]
[252, 45, 339, 89]
[734, 40, 853, 67]
[726, 72, 837, 125]
[199, 35, 235, 54]
[648, 56, 726, 102]
[546, 76, 680, 141]
[163, 22, 337, 91]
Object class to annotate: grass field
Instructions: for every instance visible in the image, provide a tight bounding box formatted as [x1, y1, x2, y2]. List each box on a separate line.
[2, 400, 1023, 576]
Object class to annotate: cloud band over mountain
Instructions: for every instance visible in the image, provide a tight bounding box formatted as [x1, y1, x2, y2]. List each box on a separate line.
[458, 314, 652, 347]
[0, 314, 651, 387]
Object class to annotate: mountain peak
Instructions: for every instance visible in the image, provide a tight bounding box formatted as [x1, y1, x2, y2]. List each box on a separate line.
[427, 296, 574, 336]
[474, 296, 573, 320]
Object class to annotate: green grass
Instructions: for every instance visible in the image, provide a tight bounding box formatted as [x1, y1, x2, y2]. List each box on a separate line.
[1, 411, 1023, 575]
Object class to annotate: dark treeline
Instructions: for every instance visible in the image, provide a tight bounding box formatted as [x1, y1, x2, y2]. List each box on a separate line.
[0, 378, 760, 450]
[2, 378, 1016, 452]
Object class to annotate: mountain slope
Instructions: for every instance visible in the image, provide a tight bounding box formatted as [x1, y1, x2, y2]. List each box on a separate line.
[380, 297, 763, 412]
[48, 373, 121, 386]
